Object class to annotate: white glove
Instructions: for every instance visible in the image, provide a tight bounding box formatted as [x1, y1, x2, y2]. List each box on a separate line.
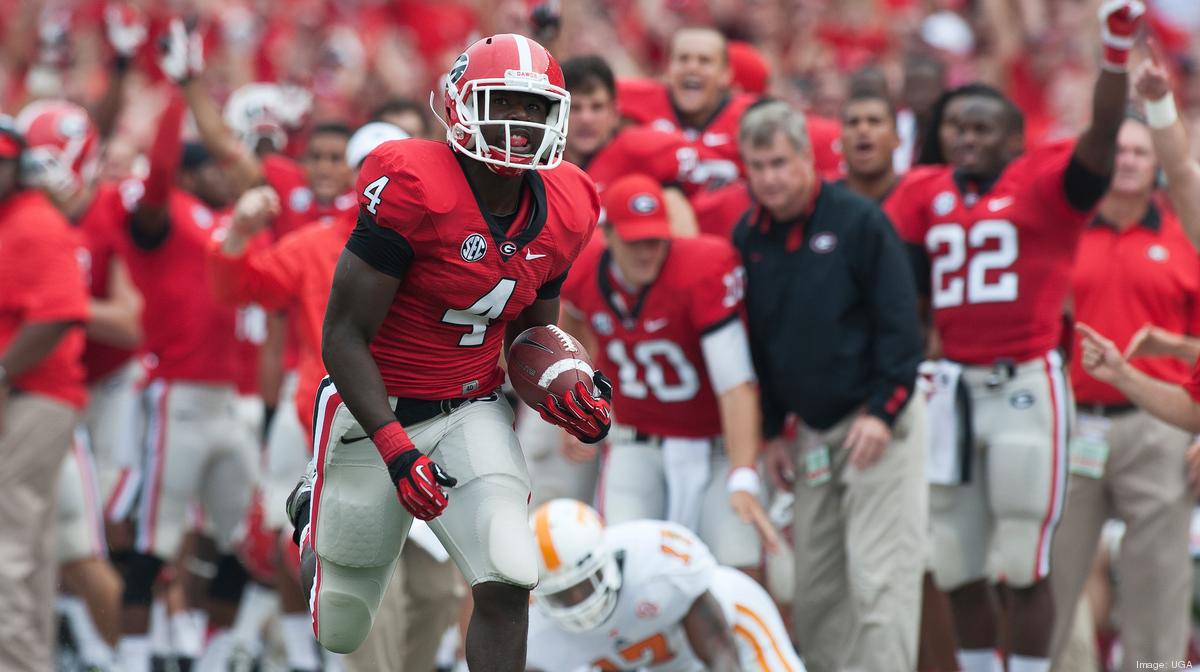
[105, 4, 147, 59]
[1098, 0, 1146, 72]
[159, 18, 204, 83]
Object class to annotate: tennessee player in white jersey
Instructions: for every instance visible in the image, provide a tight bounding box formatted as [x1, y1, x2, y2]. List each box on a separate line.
[525, 499, 804, 672]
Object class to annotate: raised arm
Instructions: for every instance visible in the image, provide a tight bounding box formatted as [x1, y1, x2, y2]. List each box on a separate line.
[128, 91, 185, 246]
[92, 6, 147, 140]
[161, 18, 263, 197]
[1133, 57, 1200, 247]
[1071, 1, 1144, 180]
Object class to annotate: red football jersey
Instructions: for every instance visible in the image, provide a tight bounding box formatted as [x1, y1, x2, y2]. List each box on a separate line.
[561, 235, 745, 437]
[263, 153, 357, 240]
[885, 141, 1086, 365]
[580, 126, 738, 196]
[118, 188, 243, 385]
[616, 79, 844, 176]
[77, 182, 139, 383]
[355, 140, 599, 400]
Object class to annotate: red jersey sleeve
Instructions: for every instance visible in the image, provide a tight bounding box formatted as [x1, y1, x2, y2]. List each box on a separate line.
[206, 227, 308, 310]
[884, 168, 939, 244]
[345, 142, 421, 277]
[686, 237, 744, 332]
[1022, 140, 1078, 216]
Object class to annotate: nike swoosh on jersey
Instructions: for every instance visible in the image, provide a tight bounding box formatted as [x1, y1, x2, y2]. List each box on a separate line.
[987, 196, 1015, 212]
[645, 318, 669, 333]
[526, 250, 547, 260]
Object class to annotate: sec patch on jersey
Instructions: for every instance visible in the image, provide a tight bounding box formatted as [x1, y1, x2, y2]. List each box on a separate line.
[508, 325, 595, 410]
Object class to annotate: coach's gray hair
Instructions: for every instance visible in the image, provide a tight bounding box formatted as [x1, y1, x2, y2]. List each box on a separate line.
[738, 100, 810, 154]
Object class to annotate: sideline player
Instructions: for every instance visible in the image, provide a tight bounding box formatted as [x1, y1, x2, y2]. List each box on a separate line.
[289, 34, 610, 671]
[883, 2, 1145, 669]
[561, 173, 778, 578]
[525, 498, 804, 672]
[617, 27, 841, 176]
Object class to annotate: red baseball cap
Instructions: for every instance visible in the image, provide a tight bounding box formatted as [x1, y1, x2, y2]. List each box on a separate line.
[602, 174, 671, 242]
[729, 41, 769, 95]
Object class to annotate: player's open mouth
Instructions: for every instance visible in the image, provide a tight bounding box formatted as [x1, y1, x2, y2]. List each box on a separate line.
[853, 140, 875, 156]
[680, 78, 704, 91]
[510, 130, 532, 153]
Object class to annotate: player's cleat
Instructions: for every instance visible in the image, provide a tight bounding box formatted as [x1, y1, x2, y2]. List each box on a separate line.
[285, 458, 316, 546]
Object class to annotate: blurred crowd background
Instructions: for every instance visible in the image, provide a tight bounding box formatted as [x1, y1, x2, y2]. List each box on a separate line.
[3, 0, 1199, 181]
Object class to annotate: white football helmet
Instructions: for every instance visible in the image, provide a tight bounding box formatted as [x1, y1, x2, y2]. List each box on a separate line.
[531, 499, 621, 632]
[223, 83, 312, 154]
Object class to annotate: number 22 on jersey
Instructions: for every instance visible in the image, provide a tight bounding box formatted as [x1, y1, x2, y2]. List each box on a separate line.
[926, 219, 1018, 308]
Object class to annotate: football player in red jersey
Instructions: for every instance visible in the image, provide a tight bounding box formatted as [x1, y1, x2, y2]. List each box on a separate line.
[288, 34, 609, 669]
[561, 173, 779, 579]
[563, 54, 721, 234]
[883, 2, 1146, 670]
[617, 26, 843, 176]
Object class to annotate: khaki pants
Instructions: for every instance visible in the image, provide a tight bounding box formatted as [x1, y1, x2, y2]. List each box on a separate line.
[343, 543, 466, 672]
[0, 393, 78, 671]
[790, 398, 927, 672]
[1049, 408, 1192, 671]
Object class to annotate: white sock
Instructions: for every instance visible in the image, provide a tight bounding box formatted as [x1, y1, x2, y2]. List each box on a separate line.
[149, 600, 171, 658]
[959, 648, 1004, 672]
[323, 649, 345, 672]
[117, 635, 151, 672]
[60, 594, 116, 666]
[170, 609, 206, 659]
[228, 582, 279, 650]
[281, 613, 320, 671]
[1008, 654, 1051, 672]
[195, 629, 230, 672]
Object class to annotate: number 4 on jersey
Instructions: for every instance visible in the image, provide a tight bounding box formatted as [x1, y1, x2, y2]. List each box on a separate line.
[362, 176, 389, 215]
[442, 279, 517, 346]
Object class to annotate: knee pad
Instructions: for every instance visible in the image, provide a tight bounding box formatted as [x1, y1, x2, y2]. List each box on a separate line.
[480, 506, 539, 589]
[209, 554, 250, 603]
[120, 552, 164, 606]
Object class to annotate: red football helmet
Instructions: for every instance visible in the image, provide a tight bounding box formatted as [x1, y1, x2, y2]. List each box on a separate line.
[15, 99, 98, 195]
[438, 33, 569, 175]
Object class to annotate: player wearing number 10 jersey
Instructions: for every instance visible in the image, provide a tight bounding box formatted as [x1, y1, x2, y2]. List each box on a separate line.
[561, 174, 777, 577]
[882, 2, 1142, 667]
[301, 34, 607, 671]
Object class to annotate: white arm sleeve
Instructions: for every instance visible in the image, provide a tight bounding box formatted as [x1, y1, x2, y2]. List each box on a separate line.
[700, 318, 756, 396]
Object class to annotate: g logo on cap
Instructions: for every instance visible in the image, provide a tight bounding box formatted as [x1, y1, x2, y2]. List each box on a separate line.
[629, 193, 659, 215]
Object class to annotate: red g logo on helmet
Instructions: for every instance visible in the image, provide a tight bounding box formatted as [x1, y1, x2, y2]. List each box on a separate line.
[437, 33, 570, 176]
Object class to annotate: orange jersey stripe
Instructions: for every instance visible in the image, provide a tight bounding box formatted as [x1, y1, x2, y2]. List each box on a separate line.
[736, 604, 794, 672]
[733, 623, 769, 671]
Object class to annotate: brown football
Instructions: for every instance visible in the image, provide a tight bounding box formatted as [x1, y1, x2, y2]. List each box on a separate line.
[507, 325, 595, 410]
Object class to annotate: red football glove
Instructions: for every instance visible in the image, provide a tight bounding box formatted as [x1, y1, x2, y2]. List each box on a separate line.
[375, 422, 458, 521]
[1098, 0, 1146, 72]
[538, 371, 613, 444]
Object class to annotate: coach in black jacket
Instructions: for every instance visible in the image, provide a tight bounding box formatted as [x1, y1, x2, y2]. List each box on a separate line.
[734, 99, 927, 672]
